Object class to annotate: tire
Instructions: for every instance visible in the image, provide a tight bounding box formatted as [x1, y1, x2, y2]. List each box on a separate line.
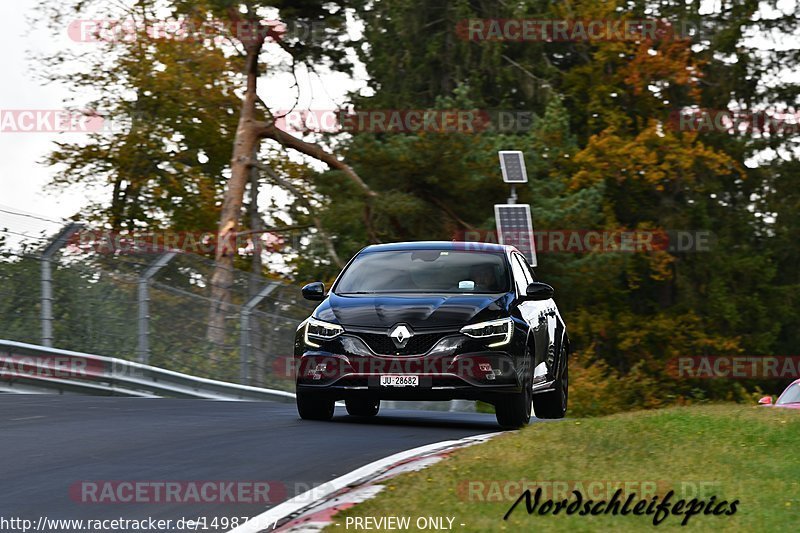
[345, 398, 380, 417]
[495, 374, 532, 429]
[296, 390, 335, 421]
[532, 356, 568, 419]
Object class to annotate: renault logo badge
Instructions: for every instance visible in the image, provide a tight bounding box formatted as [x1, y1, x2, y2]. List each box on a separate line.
[389, 324, 413, 348]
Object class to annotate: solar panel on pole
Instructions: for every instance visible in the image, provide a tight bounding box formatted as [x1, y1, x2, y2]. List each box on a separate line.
[498, 151, 528, 184]
[495, 204, 537, 266]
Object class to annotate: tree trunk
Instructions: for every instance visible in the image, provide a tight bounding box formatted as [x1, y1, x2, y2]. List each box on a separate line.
[207, 38, 263, 345]
[248, 145, 265, 386]
[206, 22, 378, 344]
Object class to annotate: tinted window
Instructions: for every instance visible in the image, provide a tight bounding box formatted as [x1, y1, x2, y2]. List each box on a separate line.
[335, 250, 510, 294]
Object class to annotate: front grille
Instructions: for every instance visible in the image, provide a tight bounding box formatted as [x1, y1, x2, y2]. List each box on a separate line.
[356, 332, 446, 355]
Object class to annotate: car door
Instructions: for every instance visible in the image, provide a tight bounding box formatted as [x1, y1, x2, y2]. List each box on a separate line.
[509, 252, 553, 383]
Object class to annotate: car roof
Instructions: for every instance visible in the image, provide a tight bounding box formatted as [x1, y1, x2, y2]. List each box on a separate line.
[360, 241, 515, 254]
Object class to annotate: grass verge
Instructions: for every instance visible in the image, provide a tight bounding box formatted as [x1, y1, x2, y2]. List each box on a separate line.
[324, 404, 800, 532]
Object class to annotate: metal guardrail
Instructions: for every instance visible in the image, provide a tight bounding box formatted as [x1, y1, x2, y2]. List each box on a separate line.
[0, 340, 296, 402]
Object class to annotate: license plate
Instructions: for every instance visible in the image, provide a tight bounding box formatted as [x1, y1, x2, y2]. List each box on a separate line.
[379, 375, 419, 387]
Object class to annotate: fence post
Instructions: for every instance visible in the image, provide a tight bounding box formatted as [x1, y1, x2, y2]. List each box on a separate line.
[137, 252, 178, 364]
[240, 282, 280, 384]
[41, 223, 83, 347]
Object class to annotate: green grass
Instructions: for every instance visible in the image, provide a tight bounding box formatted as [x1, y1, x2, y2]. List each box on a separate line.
[325, 405, 800, 532]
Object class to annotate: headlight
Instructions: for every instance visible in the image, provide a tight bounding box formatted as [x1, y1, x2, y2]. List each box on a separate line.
[304, 318, 344, 348]
[460, 318, 513, 347]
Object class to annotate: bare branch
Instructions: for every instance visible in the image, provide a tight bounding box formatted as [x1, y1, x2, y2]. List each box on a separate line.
[254, 121, 377, 198]
[430, 197, 478, 231]
[250, 159, 344, 268]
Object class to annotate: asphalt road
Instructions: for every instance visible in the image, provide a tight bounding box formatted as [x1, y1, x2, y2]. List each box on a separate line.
[0, 395, 502, 532]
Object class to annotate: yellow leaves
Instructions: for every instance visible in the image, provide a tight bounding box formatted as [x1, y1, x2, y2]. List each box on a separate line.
[647, 251, 675, 281]
[623, 38, 700, 96]
[566, 353, 624, 417]
[569, 121, 743, 192]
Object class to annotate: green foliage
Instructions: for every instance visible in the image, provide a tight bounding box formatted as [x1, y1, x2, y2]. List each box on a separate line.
[38, 5, 242, 232]
[293, 0, 800, 410]
[33, 0, 800, 409]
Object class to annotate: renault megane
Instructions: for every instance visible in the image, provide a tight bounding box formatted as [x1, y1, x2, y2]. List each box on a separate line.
[294, 241, 569, 428]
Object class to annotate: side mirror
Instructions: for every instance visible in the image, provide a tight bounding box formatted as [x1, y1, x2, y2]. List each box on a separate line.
[525, 282, 554, 301]
[301, 282, 326, 301]
[758, 396, 773, 406]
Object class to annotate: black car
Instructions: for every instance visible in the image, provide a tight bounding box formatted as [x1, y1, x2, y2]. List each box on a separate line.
[294, 241, 569, 428]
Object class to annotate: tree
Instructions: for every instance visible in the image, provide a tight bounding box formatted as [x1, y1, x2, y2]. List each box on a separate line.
[169, 0, 378, 343]
[37, 0, 241, 232]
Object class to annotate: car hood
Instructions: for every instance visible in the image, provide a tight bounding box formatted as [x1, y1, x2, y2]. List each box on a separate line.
[315, 292, 511, 329]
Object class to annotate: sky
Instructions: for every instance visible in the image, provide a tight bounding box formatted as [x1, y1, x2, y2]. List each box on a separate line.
[0, 0, 88, 223]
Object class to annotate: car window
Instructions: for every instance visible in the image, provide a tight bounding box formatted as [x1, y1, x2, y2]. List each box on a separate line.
[777, 384, 800, 405]
[514, 254, 534, 286]
[334, 249, 511, 294]
[509, 253, 530, 295]
[519, 254, 537, 282]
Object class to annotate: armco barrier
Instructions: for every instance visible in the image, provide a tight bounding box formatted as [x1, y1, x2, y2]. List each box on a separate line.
[0, 339, 295, 402]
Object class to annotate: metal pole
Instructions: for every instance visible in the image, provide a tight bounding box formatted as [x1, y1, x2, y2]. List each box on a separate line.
[41, 223, 83, 347]
[240, 312, 251, 383]
[508, 184, 517, 205]
[137, 252, 177, 363]
[240, 282, 280, 384]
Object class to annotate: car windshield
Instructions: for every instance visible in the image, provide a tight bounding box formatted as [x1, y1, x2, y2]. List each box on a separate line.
[334, 249, 510, 294]
[776, 384, 800, 405]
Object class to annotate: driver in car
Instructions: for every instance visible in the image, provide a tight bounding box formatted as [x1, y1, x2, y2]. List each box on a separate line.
[469, 263, 499, 292]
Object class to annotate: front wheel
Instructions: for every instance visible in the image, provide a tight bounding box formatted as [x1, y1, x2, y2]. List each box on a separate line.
[532, 360, 568, 419]
[494, 375, 532, 429]
[345, 398, 380, 417]
[296, 390, 335, 421]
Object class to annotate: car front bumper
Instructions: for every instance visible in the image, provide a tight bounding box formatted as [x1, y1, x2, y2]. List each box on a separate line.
[295, 331, 526, 401]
